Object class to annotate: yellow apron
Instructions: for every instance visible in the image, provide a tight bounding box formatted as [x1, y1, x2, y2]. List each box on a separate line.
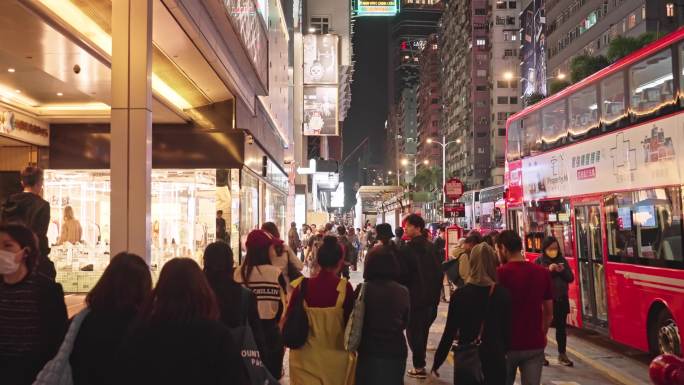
[289, 278, 356, 385]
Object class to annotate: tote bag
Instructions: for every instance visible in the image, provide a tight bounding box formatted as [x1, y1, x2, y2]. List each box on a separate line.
[230, 289, 280, 385]
[344, 282, 365, 352]
[33, 309, 91, 385]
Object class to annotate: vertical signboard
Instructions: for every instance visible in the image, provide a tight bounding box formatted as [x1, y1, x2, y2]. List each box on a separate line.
[303, 34, 339, 84]
[303, 86, 339, 136]
[520, 0, 546, 96]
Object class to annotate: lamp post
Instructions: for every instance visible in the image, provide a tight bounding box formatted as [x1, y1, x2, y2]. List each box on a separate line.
[401, 157, 417, 180]
[427, 135, 461, 205]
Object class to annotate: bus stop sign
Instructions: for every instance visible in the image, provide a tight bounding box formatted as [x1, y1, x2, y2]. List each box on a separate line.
[444, 178, 464, 201]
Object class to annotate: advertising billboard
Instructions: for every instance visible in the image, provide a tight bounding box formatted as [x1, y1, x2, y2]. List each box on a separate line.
[303, 86, 338, 136]
[356, 0, 399, 16]
[303, 34, 339, 85]
[520, 0, 546, 96]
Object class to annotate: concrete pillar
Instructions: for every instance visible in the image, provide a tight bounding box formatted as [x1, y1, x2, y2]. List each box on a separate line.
[110, 0, 153, 261]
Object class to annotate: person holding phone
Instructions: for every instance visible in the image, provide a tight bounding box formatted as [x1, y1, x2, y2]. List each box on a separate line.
[534, 236, 574, 367]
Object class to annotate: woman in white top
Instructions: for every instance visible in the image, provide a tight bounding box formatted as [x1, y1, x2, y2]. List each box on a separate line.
[261, 222, 304, 290]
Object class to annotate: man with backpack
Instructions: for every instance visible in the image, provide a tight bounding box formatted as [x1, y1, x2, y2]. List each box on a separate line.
[1, 166, 55, 279]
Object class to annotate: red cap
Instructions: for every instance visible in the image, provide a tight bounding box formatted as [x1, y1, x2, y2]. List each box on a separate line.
[246, 229, 283, 250]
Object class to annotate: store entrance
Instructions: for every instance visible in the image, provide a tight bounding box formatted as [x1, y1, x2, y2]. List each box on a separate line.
[574, 204, 609, 329]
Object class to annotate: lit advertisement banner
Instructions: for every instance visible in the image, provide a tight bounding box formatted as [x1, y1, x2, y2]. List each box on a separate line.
[303, 34, 339, 84]
[356, 0, 399, 16]
[303, 86, 338, 136]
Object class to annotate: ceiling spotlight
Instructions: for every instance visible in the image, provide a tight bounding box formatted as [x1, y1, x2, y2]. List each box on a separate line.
[14, 90, 21, 94]
[7, 68, 15, 73]
[56, 92, 63, 96]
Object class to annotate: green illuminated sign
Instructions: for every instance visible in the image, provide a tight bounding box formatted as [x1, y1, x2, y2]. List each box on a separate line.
[356, 0, 399, 16]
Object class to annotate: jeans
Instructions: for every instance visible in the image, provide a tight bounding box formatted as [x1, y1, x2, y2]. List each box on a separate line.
[261, 319, 284, 379]
[356, 353, 406, 385]
[506, 349, 544, 385]
[406, 304, 438, 369]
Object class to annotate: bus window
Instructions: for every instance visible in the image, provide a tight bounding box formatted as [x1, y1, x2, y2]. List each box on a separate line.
[629, 49, 674, 116]
[541, 99, 567, 150]
[569, 86, 599, 140]
[601, 72, 626, 125]
[522, 112, 541, 157]
[605, 187, 684, 269]
[507, 119, 523, 162]
[524, 200, 572, 256]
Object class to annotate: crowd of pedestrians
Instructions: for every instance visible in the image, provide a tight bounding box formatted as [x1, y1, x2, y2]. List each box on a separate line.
[0, 169, 574, 385]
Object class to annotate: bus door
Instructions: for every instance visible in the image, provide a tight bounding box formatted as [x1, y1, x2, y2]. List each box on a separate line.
[507, 208, 524, 241]
[574, 204, 609, 328]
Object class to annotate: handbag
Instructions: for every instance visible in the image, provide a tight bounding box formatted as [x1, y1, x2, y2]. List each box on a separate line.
[282, 278, 309, 349]
[230, 289, 280, 384]
[33, 308, 91, 385]
[451, 284, 496, 385]
[344, 282, 366, 352]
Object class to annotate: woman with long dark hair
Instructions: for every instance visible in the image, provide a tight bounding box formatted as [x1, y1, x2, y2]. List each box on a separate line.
[118, 258, 243, 385]
[203, 242, 266, 358]
[0, 224, 68, 385]
[261, 222, 303, 288]
[235, 230, 287, 379]
[287, 236, 355, 385]
[356, 247, 410, 385]
[535, 236, 574, 367]
[70, 252, 152, 385]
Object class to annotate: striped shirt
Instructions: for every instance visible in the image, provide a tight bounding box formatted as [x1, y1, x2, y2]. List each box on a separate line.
[0, 275, 41, 358]
[234, 265, 286, 320]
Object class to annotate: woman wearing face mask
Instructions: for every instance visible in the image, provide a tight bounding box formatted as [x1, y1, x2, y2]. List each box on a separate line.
[534, 236, 574, 367]
[0, 224, 68, 385]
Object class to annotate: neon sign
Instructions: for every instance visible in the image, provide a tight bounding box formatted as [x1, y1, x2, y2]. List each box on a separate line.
[356, 0, 399, 16]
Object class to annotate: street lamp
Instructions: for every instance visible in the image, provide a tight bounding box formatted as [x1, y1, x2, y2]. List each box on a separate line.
[423, 159, 429, 165]
[401, 157, 418, 180]
[426, 135, 461, 205]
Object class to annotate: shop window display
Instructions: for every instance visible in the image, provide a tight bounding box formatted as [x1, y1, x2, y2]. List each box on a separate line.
[45, 169, 221, 292]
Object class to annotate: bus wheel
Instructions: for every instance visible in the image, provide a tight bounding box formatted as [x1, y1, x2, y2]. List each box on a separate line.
[652, 309, 681, 356]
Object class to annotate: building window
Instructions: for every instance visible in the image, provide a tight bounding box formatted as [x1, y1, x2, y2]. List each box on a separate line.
[476, 100, 487, 107]
[476, 85, 487, 91]
[477, 69, 487, 77]
[475, 8, 487, 15]
[496, 1, 506, 9]
[310, 16, 329, 34]
[432, 43, 438, 50]
[496, 16, 506, 25]
[498, 128, 507, 136]
[506, 16, 516, 25]
[497, 96, 508, 104]
[476, 38, 487, 46]
[508, 1, 516, 8]
[510, 96, 518, 104]
[432, 120, 439, 127]
[496, 80, 507, 88]
[667, 3, 675, 17]
[628, 13, 637, 29]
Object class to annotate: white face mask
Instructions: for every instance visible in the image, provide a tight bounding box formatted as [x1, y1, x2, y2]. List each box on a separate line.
[0, 249, 22, 275]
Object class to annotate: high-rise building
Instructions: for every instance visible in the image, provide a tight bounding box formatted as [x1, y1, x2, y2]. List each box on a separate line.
[547, 0, 684, 77]
[416, 33, 442, 172]
[440, 0, 490, 189]
[398, 84, 419, 181]
[386, 1, 443, 180]
[490, 0, 521, 185]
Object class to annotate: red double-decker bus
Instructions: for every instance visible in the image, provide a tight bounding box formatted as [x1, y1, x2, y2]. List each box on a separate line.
[505, 28, 684, 356]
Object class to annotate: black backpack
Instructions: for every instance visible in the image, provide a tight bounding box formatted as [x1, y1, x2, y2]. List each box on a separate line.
[282, 278, 309, 349]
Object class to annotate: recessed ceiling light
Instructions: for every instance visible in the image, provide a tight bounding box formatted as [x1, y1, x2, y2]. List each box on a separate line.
[56, 92, 63, 96]
[14, 90, 21, 94]
[7, 68, 15, 73]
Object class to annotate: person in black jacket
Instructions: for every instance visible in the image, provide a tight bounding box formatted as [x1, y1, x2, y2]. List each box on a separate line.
[356, 246, 410, 385]
[117, 258, 244, 385]
[432, 243, 512, 385]
[534, 236, 575, 367]
[70, 252, 152, 385]
[203, 242, 266, 361]
[0, 224, 67, 385]
[0, 166, 54, 279]
[401, 214, 443, 379]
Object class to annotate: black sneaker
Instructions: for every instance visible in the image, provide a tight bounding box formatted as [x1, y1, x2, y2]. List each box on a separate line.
[543, 358, 550, 366]
[558, 353, 574, 367]
[407, 368, 428, 379]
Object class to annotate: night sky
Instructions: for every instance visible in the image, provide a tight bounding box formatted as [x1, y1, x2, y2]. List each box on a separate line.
[342, 17, 389, 208]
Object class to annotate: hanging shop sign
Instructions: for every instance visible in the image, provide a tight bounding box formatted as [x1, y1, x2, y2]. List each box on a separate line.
[303, 34, 339, 85]
[444, 177, 464, 201]
[303, 86, 338, 136]
[444, 202, 465, 218]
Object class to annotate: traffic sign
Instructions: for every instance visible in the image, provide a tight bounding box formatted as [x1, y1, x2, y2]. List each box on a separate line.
[444, 178, 464, 201]
[444, 202, 465, 218]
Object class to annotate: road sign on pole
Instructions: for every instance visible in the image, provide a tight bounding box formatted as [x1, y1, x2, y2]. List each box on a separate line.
[444, 178, 464, 201]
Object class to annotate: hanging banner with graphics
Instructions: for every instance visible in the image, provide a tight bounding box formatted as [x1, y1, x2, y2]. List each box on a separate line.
[303, 86, 339, 136]
[522, 115, 683, 201]
[303, 34, 339, 85]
